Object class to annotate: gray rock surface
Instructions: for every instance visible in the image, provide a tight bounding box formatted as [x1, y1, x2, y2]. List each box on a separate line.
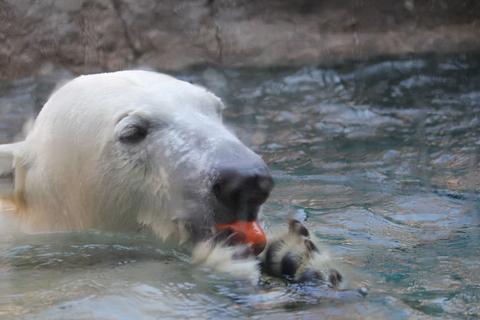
[1, 0, 479, 79]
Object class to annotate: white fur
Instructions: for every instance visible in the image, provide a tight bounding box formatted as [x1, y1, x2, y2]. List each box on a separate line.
[0, 71, 262, 244]
[192, 241, 260, 284]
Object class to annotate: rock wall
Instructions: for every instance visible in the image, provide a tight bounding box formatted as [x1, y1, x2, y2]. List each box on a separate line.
[1, 0, 479, 79]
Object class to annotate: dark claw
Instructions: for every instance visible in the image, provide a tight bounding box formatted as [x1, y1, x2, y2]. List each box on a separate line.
[252, 242, 265, 256]
[328, 269, 343, 287]
[212, 227, 246, 247]
[225, 231, 246, 247]
[304, 239, 319, 253]
[212, 227, 234, 244]
[288, 219, 310, 237]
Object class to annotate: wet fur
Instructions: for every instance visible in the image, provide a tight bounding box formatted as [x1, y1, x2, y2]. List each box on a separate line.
[261, 220, 344, 287]
[193, 220, 346, 288]
[0, 71, 269, 241]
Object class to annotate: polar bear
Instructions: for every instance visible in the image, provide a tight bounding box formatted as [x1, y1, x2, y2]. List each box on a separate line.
[0, 71, 273, 241]
[0, 71, 349, 288]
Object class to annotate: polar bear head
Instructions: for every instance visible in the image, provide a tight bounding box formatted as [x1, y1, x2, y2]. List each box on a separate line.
[0, 71, 274, 244]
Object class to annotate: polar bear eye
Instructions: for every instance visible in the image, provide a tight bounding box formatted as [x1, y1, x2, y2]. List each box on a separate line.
[119, 124, 148, 144]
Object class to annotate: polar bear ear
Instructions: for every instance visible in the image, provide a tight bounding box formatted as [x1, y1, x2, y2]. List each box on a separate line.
[0, 143, 19, 199]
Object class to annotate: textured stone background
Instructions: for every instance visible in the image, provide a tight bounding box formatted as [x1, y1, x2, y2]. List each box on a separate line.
[1, 0, 479, 79]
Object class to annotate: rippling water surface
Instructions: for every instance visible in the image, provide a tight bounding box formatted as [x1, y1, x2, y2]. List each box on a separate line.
[1, 54, 479, 319]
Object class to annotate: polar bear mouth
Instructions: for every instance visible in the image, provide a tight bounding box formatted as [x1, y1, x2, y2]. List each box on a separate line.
[176, 162, 274, 245]
[214, 220, 267, 255]
[208, 164, 273, 253]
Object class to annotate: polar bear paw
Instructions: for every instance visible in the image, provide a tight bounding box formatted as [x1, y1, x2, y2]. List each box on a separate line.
[261, 219, 344, 288]
[193, 220, 346, 289]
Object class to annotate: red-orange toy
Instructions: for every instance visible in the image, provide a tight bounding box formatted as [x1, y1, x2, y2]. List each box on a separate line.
[215, 221, 267, 255]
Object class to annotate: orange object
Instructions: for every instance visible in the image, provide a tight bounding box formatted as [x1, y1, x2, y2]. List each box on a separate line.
[215, 220, 267, 255]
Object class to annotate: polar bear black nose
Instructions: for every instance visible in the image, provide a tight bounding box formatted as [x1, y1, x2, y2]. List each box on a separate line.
[213, 164, 274, 221]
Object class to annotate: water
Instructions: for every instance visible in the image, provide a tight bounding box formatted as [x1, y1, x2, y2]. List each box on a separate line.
[1, 54, 479, 319]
